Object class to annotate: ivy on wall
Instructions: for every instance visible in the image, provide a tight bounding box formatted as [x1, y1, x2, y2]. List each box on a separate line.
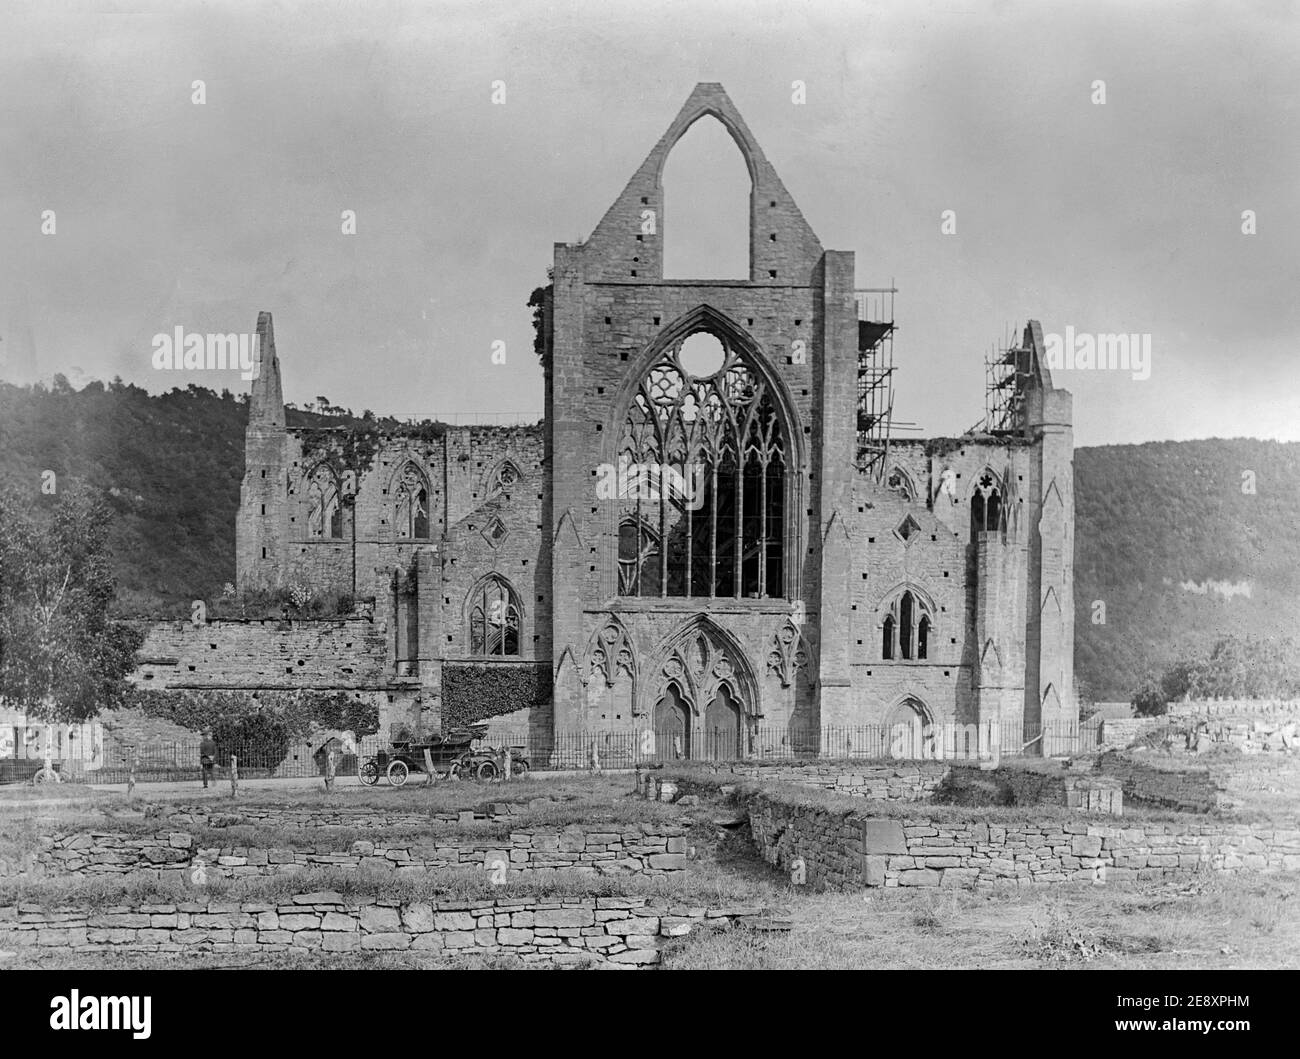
[441, 662, 550, 729]
[296, 425, 451, 482]
[211, 713, 290, 769]
[124, 688, 380, 739]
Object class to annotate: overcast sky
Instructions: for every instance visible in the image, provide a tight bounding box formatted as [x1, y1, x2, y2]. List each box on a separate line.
[1, 0, 1296, 447]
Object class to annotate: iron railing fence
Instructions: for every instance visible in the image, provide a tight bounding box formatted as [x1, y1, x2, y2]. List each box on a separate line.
[64, 720, 1096, 784]
[479, 720, 1097, 769]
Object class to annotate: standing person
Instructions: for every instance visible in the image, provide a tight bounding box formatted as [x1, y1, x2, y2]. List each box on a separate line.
[199, 730, 217, 788]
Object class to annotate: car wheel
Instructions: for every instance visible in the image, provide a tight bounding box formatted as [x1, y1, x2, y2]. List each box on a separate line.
[387, 760, 410, 787]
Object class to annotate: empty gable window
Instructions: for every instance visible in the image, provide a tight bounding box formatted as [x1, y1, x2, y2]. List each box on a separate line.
[661, 114, 751, 279]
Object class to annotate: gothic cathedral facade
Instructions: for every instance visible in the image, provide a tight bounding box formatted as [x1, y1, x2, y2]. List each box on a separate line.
[235, 85, 1077, 756]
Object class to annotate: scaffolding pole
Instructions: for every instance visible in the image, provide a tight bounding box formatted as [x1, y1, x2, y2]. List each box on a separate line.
[970, 323, 1031, 436]
[855, 287, 897, 482]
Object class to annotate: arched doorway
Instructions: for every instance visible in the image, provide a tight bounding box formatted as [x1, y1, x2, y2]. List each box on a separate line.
[885, 698, 932, 760]
[702, 684, 742, 760]
[654, 681, 691, 760]
[644, 616, 760, 761]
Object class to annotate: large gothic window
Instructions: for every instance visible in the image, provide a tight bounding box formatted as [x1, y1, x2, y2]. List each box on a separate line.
[617, 328, 787, 599]
[467, 576, 521, 657]
[394, 464, 431, 540]
[307, 464, 342, 539]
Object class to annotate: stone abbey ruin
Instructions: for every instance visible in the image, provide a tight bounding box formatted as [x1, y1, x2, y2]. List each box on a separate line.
[134, 84, 1077, 758]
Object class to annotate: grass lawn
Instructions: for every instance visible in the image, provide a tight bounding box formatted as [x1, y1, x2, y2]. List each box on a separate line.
[0, 773, 641, 814]
[658, 873, 1300, 970]
[660, 826, 1299, 971]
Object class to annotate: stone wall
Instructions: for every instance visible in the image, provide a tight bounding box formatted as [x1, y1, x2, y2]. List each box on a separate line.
[133, 618, 390, 691]
[744, 791, 1300, 890]
[677, 760, 1121, 814]
[688, 760, 948, 801]
[1092, 752, 1230, 813]
[0, 893, 770, 966]
[1169, 698, 1300, 719]
[938, 766, 1123, 815]
[1101, 705, 1299, 754]
[156, 798, 672, 831]
[31, 825, 689, 881]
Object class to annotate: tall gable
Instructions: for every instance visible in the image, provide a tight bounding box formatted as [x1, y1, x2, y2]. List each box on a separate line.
[581, 83, 824, 284]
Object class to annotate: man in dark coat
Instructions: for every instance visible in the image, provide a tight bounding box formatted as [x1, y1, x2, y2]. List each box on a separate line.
[199, 730, 217, 788]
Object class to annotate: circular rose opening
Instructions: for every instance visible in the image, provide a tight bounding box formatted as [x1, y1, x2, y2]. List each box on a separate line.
[677, 333, 725, 378]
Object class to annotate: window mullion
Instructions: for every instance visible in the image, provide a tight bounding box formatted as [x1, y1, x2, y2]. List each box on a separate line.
[758, 454, 768, 598]
[709, 460, 718, 598]
[684, 466, 693, 599]
[635, 489, 643, 597]
[734, 450, 743, 600]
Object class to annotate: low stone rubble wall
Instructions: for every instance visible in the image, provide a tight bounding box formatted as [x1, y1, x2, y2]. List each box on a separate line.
[937, 767, 1124, 815]
[1101, 709, 1299, 754]
[1092, 752, 1229, 813]
[1169, 699, 1300, 720]
[0, 892, 774, 966]
[155, 803, 527, 830]
[664, 761, 1123, 813]
[30, 825, 690, 881]
[745, 792, 1300, 891]
[683, 761, 947, 801]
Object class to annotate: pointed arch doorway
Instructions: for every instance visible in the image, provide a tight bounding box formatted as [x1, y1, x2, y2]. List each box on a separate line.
[702, 683, 742, 760]
[654, 682, 691, 760]
[885, 697, 933, 760]
[646, 617, 759, 761]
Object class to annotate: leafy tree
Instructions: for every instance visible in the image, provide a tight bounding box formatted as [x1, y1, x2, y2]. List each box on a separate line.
[1131, 676, 1167, 717]
[0, 483, 143, 724]
[528, 285, 551, 367]
[1159, 659, 1194, 704]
